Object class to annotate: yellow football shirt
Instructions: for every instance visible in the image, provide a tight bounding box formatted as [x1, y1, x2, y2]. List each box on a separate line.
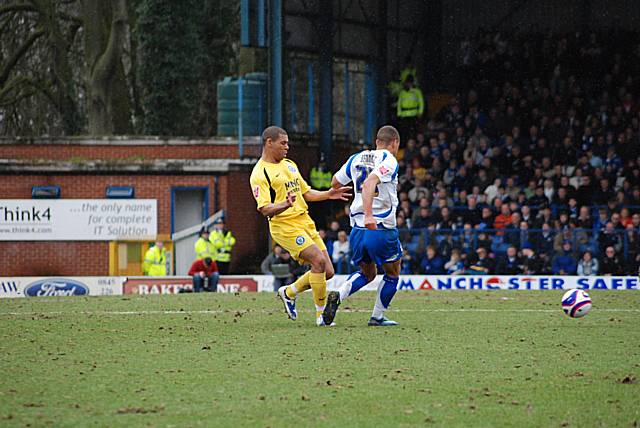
[249, 158, 311, 223]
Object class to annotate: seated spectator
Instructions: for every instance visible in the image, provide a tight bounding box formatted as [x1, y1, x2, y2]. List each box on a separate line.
[533, 223, 555, 255]
[551, 241, 577, 275]
[484, 178, 502, 204]
[476, 230, 493, 251]
[261, 245, 306, 291]
[399, 199, 412, 220]
[496, 246, 523, 275]
[504, 177, 520, 202]
[408, 179, 430, 203]
[504, 213, 522, 247]
[535, 206, 554, 229]
[413, 207, 433, 229]
[437, 233, 456, 260]
[600, 246, 623, 276]
[338, 205, 352, 233]
[444, 249, 464, 275]
[436, 206, 454, 230]
[598, 222, 622, 254]
[397, 215, 412, 243]
[318, 228, 333, 259]
[493, 204, 512, 234]
[620, 208, 633, 228]
[577, 251, 599, 276]
[332, 230, 352, 274]
[610, 212, 624, 231]
[403, 138, 419, 164]
[420, 245, 445, 274]
[463, 196, 482, 225]
[411, 197, 430, 225]
[553, 228, 574, 253]
[555, 211, 572, 231]
[575, 206, 593, 229]
[460, 223, 475, 255]
[468, 247, 494, 275]
[528, 186, 548, 208]
[593, 208, 609, 231]
[624, 225, 640, 275]
[521, 243, 542, 275]
[592, 178, 615, 206]
[400, 249, 416, 275]
[478, 207, 494, 229]
[188, 257, 219, 292]
[325, 220, 341, 241]
[520, 205, 534, 225]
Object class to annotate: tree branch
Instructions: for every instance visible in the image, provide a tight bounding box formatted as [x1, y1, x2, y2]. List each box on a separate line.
[0, 28, 45, 86]
[0, 75, 28, 100]
[0, 88, 36, 106]
[0, 3, 37, 16]
[58, 11, 82, 25]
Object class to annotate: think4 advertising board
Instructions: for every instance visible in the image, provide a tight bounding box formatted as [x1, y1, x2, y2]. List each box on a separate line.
[0, 200, 157, 241]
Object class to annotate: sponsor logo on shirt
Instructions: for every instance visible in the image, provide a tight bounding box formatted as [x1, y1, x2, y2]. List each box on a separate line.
[288, 165, 297, 173]
[284, 178, 301, 192]
[378, 165, 390, 175]
[253, 185, 260, 199]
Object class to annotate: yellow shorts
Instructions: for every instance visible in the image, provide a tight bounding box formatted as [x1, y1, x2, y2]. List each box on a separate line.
[269, 214, 327, 264]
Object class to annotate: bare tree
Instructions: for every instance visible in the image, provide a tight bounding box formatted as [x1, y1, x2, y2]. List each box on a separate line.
[0, 0, 132, 136]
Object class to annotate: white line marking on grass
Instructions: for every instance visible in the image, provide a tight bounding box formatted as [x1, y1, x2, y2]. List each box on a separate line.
[0, 308, 639, 317]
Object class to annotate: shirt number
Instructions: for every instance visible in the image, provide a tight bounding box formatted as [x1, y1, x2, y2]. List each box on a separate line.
[354, 165, 379, 195]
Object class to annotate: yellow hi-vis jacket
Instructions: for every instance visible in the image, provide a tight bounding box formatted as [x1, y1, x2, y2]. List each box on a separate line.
[310, 167, 332, 190]
[143, 245, 167, 276]
[194, 237, 215, 260]
[397, 87, 425, 118]
[210, 229, 236, 263]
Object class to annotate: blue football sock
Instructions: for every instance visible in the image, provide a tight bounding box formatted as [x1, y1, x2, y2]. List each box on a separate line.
[372, 275, 399, 319]
[338, 271, 369, 301]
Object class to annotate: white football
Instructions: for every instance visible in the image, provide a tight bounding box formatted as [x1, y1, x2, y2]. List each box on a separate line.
[561, 289, 592, 318]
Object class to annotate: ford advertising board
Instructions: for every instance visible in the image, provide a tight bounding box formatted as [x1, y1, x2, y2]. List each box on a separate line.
[0, 277, 125, 298]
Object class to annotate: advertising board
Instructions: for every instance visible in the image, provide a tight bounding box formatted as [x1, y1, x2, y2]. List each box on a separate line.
[327, 275, 639, 291]
[122, 276, 263, 294]
[0, 199, 157, 241]
[0, 277, 125, 298]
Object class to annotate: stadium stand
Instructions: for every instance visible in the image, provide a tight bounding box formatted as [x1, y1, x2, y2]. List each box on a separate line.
[324, 29, 640, 276]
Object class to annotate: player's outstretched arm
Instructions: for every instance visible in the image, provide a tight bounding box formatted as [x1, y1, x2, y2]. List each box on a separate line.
[331, 176, 344, 189]
[303, 187, 352, 202]
[258, 191, 296, 218]
[362, 174, 381, 230]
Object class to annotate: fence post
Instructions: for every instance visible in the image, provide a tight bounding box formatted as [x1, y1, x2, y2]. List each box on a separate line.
[238, 77, 244, 158]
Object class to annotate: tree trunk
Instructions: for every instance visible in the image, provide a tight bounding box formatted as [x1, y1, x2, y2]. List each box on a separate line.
[31, 0, 83, 134]
[82, 0, 132, 135]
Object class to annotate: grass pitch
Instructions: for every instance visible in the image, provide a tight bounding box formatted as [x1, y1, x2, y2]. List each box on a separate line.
[1, 290, 639, 427]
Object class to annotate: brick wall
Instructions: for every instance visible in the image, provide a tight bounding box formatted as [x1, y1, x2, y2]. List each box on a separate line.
[219, 171, 271, 271]
[0, 139, 358, 276]
[0, 143, 263, 160]
[0, 138, 262, 160]
[2, 242, 110, 276]
[0, 173, 265, 275]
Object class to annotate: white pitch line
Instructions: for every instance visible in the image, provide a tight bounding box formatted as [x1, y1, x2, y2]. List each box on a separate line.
[0, 308, 639, 317]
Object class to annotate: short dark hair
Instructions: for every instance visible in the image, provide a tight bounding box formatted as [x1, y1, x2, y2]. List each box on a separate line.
[262, 126, 287, 144]
[376, 125, 400, 145]
[204, 257, 212, 265]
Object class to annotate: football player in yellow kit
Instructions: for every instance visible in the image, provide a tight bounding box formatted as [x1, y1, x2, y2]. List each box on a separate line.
[250, 126, 351, 325]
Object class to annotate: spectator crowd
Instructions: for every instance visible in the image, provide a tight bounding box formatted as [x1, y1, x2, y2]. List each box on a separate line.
[316, 28, 640, 276]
